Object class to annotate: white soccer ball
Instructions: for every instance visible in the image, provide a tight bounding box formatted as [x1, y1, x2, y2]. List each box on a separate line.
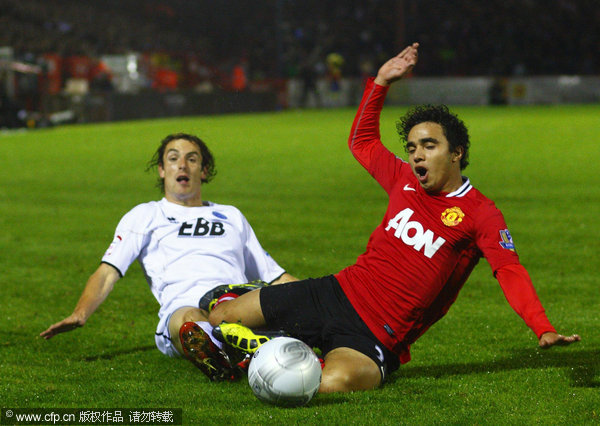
[248, 337, 322, 407]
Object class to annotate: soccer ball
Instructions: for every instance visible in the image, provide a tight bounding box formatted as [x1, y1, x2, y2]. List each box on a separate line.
[248, 337, 322, 407]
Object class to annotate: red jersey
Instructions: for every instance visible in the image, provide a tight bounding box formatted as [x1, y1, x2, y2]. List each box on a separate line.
[335, 78, 555, 363]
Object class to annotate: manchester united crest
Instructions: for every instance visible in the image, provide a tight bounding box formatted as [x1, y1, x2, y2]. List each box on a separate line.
[441, 207, 464, 227]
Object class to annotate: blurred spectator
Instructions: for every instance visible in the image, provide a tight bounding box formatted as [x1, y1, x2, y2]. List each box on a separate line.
[489, 77, 508, 105]
[326, 52, 344, 92]
[39, 53, 63, 95]
[231, 59, 248, 92]
[0, 88, 22, 128]
[299, 60, 321, 108]
[152, 68, 179, 92]
[89, 59, 114, 92]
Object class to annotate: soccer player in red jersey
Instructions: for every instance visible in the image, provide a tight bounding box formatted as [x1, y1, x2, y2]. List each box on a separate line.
[209, 43, 580, 393]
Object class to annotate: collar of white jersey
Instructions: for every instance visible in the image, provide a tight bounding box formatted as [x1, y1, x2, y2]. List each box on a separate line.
[446, 177, 472, 198]
[160, 198, 214, 208]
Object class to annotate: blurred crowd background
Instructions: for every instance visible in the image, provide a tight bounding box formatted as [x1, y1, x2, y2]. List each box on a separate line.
[1, 0, 599, 126]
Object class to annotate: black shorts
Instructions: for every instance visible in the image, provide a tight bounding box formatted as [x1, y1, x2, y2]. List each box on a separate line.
[260, 275, 399, 382]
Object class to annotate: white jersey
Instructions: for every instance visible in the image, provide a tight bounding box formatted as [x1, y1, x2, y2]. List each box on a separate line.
[102, 198, 285, 322]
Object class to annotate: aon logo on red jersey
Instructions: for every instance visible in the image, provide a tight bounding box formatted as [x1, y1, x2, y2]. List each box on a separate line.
[385, 208, 446, 258]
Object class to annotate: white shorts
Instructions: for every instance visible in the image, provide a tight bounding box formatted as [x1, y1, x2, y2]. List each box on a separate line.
[154, 297, 201, 358]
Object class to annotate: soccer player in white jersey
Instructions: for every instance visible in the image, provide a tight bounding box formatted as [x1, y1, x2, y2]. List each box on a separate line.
[40, 133, 296, 381]
[208, 44, 580, 392]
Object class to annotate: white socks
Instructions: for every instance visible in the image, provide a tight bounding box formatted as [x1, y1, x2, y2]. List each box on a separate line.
[195, 321, 223, 349]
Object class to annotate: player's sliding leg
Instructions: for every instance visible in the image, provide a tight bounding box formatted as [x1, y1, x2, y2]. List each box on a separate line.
[208, 290, 275, 367]
[211, 287, 383, 392]
[212, 323, 381, 392]
[168, 306, 210, 355]
[208, 287, 268, 329]
[179, 321, 240, 381]
[168, 306, 240, 381]
[198, 280, 269, 312]
[319, 347, 382, 393]
[208, 289, 290, 359]
[212, 322, 287, 353]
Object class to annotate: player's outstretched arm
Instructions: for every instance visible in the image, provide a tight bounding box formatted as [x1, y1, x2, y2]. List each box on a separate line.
[40, 263, 120, 339]
[539, 331, 581, 349]
[374, 42, 419, 87]
[494, 264, 581, 350]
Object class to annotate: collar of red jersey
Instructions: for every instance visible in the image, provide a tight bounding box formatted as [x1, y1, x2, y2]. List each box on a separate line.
[446, 177, 472, 198]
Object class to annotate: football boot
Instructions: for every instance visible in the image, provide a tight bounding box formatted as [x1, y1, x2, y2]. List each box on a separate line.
[212, 322, 287, 354]
[179, 322, 239, 382]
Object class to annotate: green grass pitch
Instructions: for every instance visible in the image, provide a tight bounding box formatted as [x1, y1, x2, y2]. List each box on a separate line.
[1, 103, 598, 424]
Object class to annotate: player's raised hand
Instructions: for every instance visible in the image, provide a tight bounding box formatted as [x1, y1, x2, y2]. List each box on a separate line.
[374, 42, 419, 87]
[538, 331, 581, 349]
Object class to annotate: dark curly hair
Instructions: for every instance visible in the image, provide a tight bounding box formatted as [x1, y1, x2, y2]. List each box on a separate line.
[396, 105, 470, 170]
[147, 133, 217, 193]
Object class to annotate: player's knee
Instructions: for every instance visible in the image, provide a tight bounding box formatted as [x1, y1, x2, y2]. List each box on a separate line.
[208, 290, 261, 326]
[184, 308, 207, 323]
[320, 356, 381, 393]
[182, 309, 204, 323]
[169, 307, 204, 333]
[319, 369, 353, 393]
[208, 303, 229, 326]
[320, 368, 377, 393]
